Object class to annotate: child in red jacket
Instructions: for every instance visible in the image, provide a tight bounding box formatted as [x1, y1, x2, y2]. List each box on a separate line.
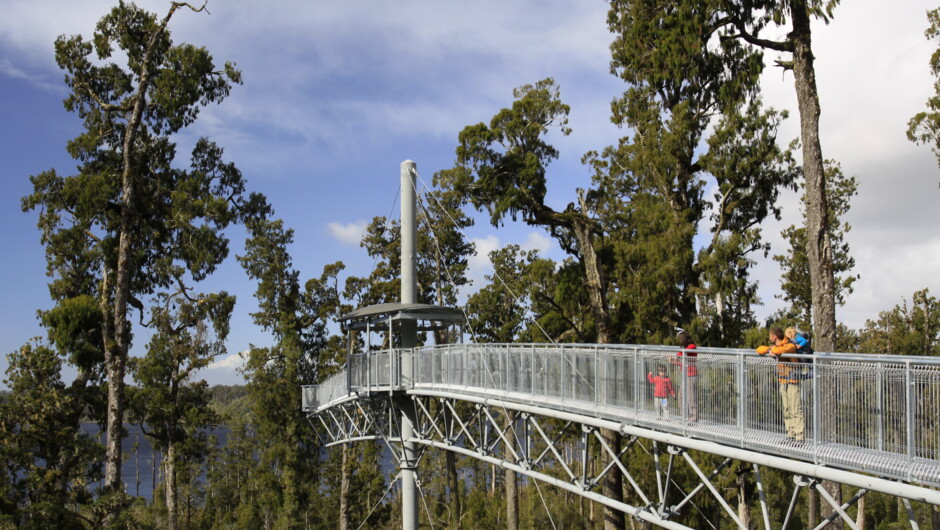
[647, 366, 676, 419]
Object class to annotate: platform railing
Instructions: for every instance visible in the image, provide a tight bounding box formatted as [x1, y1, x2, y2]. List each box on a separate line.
[302, 343, 940, 485]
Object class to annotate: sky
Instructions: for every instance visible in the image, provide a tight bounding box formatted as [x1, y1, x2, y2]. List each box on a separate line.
[1, 0, 937, 387]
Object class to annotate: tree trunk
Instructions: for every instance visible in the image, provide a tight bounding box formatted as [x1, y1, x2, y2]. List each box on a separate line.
[808, 487, 818, 528]
[572, 193, 612, 345]
[135, 437, 140, 498]
[505, 424, 518, 530]
[340, 443, 351, 530]
[736, 473, 750, 529]
[490, 464, 497, 495]
[501, 410, 518, 530]
[166, 441, 177, 530]
[790, 0, 840, 521]
[855, 494, 865, 530]
[571, 192, 624, 530]
[152, 449, 158, 501]
[790, 3, 835, 351]
[600, 428, 624, 530]
[446, 450, 461, 524]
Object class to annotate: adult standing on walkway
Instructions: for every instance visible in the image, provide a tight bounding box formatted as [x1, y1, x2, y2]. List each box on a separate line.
[674, 331, 698, 422]
[757, 327, 804, 443]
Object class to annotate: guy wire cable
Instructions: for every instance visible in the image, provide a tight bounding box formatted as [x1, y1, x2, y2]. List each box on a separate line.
[412, 170, 596, 396]
[410, 170, 559, 527]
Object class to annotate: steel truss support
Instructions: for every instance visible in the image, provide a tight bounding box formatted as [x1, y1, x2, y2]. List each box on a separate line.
[310, 393, 939, 529]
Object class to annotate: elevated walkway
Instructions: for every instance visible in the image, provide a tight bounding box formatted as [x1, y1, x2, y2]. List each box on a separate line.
[306, 343, 940, 490]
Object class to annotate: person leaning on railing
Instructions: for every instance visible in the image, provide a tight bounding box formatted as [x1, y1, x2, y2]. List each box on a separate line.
[756, 327, 805, 444]
[672, 330, 698, 423]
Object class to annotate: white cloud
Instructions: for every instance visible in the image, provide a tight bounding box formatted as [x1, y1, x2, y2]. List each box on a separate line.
[196, 350, 248, 386]
[327, 220, 368, 247]
[521, 232, 552, 254]
[466, 235, 502, 290]
[206, 351, 247, 371]
[0, 58, 60, 93]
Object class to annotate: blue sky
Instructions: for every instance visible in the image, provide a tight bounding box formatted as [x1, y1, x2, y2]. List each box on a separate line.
[1, 0, 938, 386]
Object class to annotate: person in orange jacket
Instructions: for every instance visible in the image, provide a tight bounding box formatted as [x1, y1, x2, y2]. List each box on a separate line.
[757, 327, 804, 442]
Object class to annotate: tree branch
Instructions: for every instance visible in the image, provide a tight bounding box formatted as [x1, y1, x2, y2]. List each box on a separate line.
[720, 17, 793, 53]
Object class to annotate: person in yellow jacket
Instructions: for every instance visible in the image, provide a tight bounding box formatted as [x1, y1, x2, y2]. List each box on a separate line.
[757, 327, 804, 443]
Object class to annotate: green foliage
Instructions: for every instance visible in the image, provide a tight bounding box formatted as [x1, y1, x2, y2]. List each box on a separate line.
[590, 0, 798, 346]
[0, 342, 103, 528]
[448, 78, 571, 227]
[907, 7, 940, 179]
[41, 295, 104, 373]
[466, 245, 544, 343]
[773, 160, 859, 329]
[859, 289, 940, 356]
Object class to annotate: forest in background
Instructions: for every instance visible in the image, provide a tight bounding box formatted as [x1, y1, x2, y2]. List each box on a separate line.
[2, 0, 939, 529]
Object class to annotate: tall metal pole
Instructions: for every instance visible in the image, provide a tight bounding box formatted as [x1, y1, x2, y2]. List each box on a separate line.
[400, 160, 419, 530]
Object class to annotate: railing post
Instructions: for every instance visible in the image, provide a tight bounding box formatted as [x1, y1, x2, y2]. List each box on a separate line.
[531, 344, 535, 396]
[505, 344, 509, 392]
[680, 353, 687, 426]
[812, 356, 820, 461]
[633, 348, 639, 421]
[595, 344, 599, 410]
[877, 364, 884, 452]
[562, 344, 567, 402]
[906, 360, 914, 480]
[738, 352, 746, 445]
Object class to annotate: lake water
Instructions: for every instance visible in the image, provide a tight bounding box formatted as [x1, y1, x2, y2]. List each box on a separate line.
[79, 424, 402, 501]
[80, 424, 229, 500]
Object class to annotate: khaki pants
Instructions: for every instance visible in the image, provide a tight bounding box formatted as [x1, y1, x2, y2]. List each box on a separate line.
[779, 382, 805, 441]
[685, 375, 699, 422]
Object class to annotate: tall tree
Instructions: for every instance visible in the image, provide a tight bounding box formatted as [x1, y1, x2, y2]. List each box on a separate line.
[711, 1, 843, 509]
[713, 0, 841, 351]
[129, 290, 234, 530]
[21, 2, 257, 501]
[598, 0, 796, 347]
[238, 218, 343, 528]
[773, 160, 858, 331]
[908, 6, 940, 183]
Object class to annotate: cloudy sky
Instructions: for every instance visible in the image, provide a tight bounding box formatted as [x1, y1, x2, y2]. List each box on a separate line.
[1, 0, 937, 386]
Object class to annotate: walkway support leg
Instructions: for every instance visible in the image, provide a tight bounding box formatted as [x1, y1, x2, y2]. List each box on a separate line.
[782, 475, 813, 530]
[753, 465, 772, 530]
[681, 451, 747, 529]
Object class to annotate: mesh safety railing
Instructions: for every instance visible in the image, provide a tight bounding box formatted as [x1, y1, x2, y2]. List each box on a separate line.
[303, 343, 940, 485]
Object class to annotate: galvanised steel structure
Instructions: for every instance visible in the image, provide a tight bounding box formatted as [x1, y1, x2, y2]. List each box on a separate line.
[305, 343, 940, 529]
